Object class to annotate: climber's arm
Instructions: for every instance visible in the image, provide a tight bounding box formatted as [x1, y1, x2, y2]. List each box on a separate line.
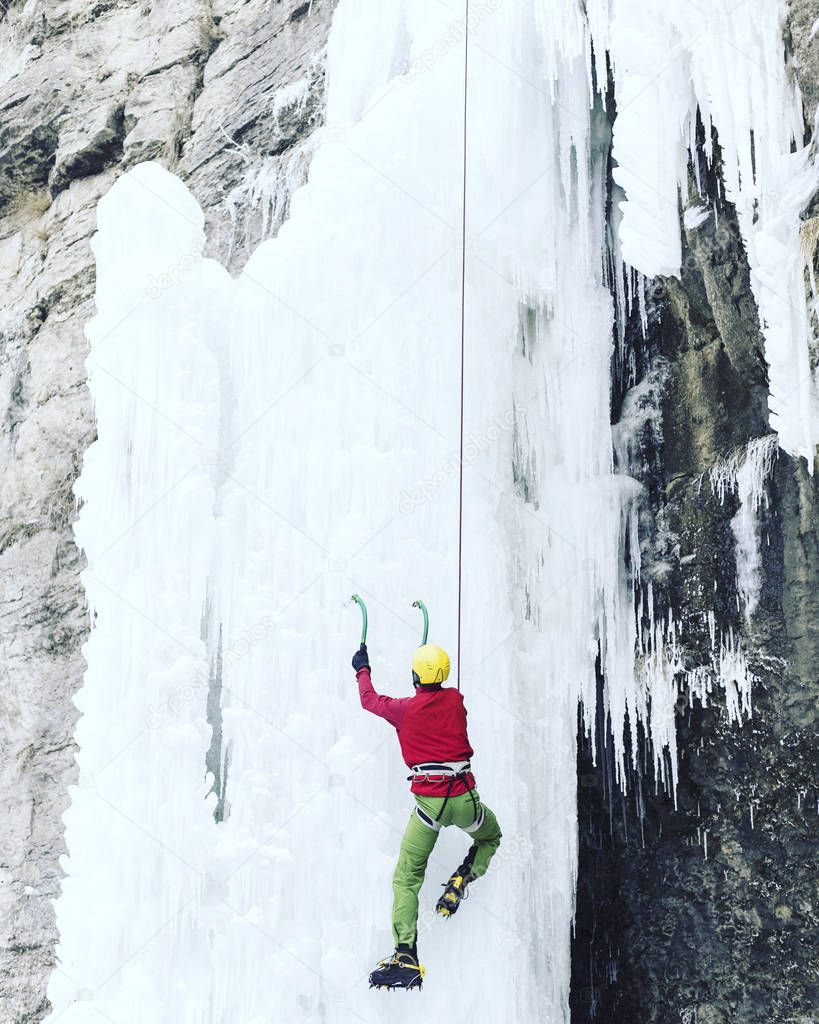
[356, 666, 409, 729]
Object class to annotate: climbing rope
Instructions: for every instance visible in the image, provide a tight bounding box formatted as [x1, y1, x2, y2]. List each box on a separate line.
[456, 0, 469, 691]
[350, 7, 470, 689]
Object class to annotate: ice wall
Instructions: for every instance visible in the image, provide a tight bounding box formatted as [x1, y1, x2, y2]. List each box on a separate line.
[47, 1, 815, 1022]
[54, 168, 234, 1021]
[49, 5, 591, 1020]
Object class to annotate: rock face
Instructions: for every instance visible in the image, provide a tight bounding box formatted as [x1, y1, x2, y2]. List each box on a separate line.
[0, 2, 335, 1019]
[788, 0, 819, 142]
[570, 14, 819, 1022]
[0, 3, 816, 1023]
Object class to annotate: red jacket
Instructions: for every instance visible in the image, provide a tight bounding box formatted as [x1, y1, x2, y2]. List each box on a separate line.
[357, 667, 475, 796]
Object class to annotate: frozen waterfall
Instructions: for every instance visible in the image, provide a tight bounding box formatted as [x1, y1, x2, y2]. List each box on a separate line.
[46, 2, 817, 1022]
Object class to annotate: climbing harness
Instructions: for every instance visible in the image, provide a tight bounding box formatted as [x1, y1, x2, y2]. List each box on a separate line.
[414, 805, 442, 832]
[432, 768, 479, 824]
[455, 0, 470, 693]
[462, 804, 485, 833]
[407, 759, 472, 782]
[408, 759, 479, 826]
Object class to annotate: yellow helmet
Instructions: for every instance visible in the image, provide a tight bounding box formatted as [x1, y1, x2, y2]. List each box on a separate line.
[411, 643, 450, 685]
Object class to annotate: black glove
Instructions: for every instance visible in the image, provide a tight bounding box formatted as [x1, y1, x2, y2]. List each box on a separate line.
[352, 643, 370, 673]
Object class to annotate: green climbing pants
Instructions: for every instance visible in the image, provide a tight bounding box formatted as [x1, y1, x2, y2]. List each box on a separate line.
[392, 789, 502, 946]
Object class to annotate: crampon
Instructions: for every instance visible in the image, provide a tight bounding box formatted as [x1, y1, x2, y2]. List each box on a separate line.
[369, 946, 424, 990]
[436, 871, 472, 918]
[436, 848, 477, 918]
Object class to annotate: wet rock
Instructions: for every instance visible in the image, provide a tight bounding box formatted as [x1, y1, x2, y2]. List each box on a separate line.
[572, 123, 818, 1024]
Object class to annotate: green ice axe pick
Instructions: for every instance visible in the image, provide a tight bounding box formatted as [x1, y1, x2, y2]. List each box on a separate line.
[351, 594, 368, 645]
[412, 600, 429, 645]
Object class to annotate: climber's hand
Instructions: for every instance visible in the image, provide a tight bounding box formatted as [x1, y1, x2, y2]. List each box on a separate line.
[352, 643, 370, 673]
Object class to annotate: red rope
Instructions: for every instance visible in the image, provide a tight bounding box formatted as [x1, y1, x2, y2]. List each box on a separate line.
[456, 0, 469, 691]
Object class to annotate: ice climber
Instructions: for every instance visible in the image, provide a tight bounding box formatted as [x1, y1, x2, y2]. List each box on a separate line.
[352, 640, 502, 990]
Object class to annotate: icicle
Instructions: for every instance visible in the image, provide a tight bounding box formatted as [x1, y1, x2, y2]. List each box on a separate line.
[585, 0, 819, 462]
[708, 435, 779, 620]
[637, 271, 647, 336]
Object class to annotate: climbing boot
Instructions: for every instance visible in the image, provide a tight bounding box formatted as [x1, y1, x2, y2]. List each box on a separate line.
[369, 943, 424, 990]
[436, 845, 477, 918]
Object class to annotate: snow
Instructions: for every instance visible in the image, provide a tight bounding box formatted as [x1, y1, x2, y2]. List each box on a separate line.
[683, 204, 711, 231]
[271, 76, 313, 122]
[46, 1, 809, 1021]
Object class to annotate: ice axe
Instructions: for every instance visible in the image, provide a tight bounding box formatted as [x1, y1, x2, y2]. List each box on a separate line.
[412, 600, 429, 645]
[350, 594, 368, 645]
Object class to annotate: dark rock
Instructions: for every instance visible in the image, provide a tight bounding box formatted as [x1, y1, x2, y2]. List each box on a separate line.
[0, 122, 59, 213]
[49, 104, 125, 195]
[572, 108, 819, 1024]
